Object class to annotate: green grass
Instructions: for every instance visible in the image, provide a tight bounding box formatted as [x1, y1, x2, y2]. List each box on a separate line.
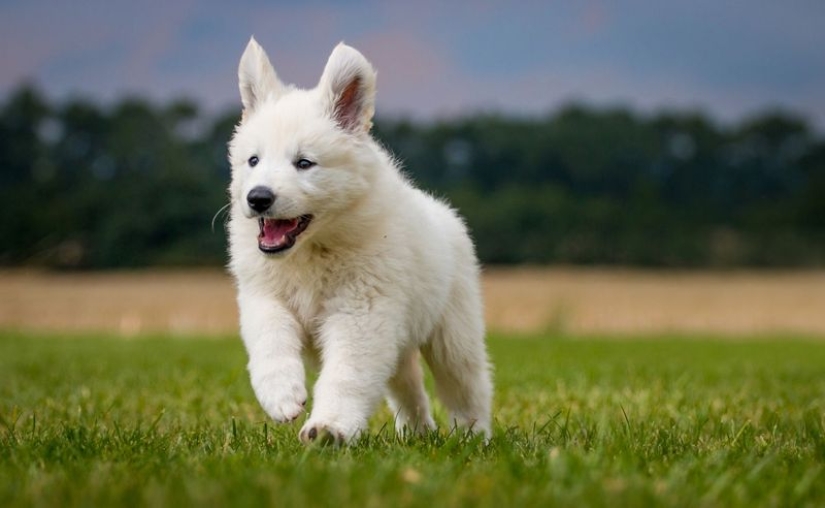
[1, 331, 824, 507]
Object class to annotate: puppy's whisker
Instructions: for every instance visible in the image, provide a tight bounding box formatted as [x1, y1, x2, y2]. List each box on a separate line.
[211, 203, 231, 233]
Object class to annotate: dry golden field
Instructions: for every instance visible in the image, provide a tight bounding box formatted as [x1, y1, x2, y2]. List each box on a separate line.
[2, 267, 825, 336]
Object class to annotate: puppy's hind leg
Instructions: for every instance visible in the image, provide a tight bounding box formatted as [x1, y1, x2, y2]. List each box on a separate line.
[386, 348, 436, 436]
[422, 289, 492, 437]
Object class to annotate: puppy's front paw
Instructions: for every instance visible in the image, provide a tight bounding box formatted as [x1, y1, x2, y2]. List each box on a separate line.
[299, 422, 346, 446]
[251, 371, 307, 423]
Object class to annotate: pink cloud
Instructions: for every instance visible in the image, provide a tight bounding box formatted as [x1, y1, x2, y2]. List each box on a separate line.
[580, 1, 609, 35]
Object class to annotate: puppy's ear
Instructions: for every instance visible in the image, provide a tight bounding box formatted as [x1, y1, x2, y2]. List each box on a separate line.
[238, 37, 284, 113]
[318, 43, 376, 133]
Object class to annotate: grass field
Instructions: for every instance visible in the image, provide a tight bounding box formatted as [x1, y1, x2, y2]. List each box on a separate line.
[2, 331, 824, 507]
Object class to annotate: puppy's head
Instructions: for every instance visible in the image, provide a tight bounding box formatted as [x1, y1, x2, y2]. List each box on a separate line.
[228, 38, 377, 255]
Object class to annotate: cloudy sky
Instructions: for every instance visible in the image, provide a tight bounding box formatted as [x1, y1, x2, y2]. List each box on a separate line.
[2, 1, 824, 128]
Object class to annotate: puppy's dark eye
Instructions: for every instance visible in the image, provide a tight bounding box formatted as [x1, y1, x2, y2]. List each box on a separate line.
[248, 155, 259, 167]
[295, 158, 316, 170]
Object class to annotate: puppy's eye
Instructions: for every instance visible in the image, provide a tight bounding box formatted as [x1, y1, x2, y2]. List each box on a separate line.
[295, 158, 316, 170]
[248, 155, 259, 168]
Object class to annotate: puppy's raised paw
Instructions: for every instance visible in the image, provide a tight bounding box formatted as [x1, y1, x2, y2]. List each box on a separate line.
[299, 423, 345, 446]
[253, 374, 307, 423]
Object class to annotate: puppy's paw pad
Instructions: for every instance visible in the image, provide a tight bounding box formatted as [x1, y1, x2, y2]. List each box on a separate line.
[299, 423, 345, 446]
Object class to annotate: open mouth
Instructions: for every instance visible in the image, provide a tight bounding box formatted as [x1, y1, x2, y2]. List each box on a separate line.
[257, 215, 313, 253]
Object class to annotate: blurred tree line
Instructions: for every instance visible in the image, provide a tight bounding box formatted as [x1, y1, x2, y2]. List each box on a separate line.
[1, 84, 824, 269]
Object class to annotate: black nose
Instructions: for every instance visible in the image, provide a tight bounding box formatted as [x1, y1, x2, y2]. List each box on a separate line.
[247, 186, 275, 213]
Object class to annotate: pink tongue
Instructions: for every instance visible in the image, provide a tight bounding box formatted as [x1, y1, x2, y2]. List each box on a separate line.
[262, 218, 298, 245]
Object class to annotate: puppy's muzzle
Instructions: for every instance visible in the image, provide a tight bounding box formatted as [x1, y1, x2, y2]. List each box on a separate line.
[247, 186, 275, 213]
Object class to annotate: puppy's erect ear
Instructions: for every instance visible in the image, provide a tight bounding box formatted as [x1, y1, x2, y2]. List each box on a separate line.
[238, 37, 284, 112]
[318, 43, 376, 133]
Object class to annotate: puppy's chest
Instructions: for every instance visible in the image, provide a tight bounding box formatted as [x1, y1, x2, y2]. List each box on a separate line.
[273, 269, 338, 331]
[270, 249, 397, 338]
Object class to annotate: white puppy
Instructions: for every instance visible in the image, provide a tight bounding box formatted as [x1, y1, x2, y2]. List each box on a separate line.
[227, 38, 492, 444]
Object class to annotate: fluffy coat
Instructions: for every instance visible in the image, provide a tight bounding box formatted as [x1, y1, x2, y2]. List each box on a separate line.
[227, 38, 492, 444]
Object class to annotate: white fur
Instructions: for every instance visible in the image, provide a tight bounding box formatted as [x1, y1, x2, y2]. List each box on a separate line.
[227, 37, 492, 444]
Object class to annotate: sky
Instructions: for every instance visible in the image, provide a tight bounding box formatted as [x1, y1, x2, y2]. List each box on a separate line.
[2, 0, 824, 129]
